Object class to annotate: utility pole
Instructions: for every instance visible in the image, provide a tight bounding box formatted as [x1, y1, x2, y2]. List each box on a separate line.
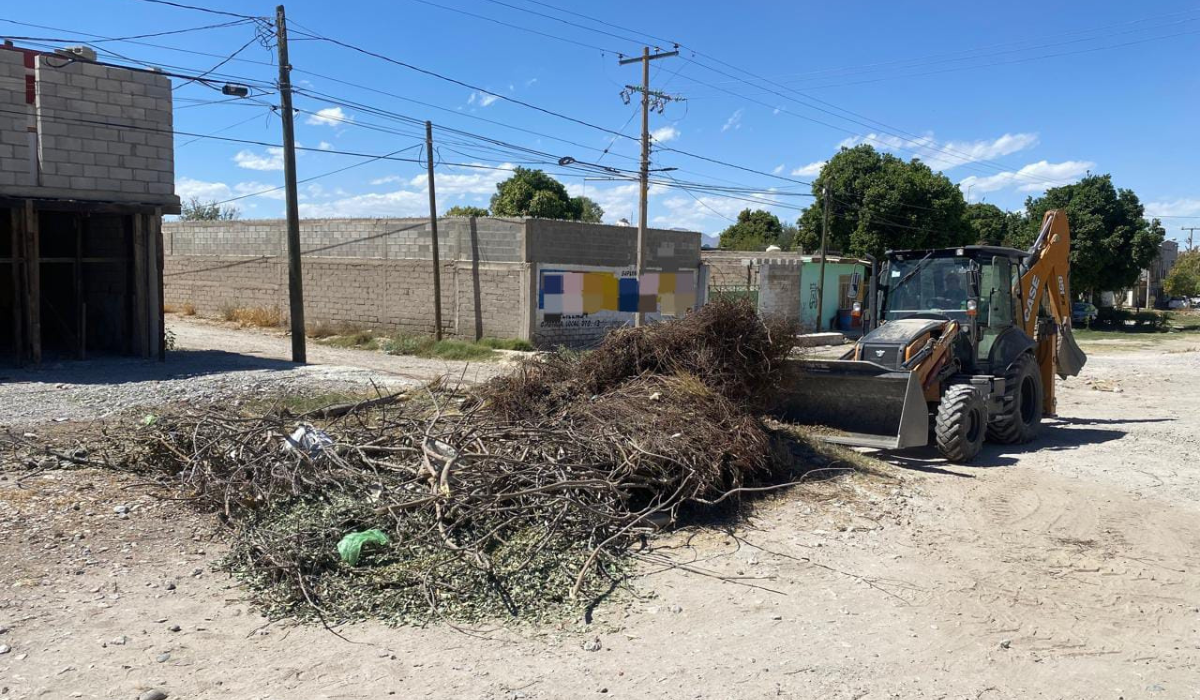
[620, 46, 678, 326]
[816, 183, 831, 331]
[1182, 226, 1198, 252]
[425, 121, 443, 341]
[275, 4, 305, 363]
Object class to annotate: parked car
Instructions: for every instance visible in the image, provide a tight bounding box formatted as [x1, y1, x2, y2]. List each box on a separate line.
[1072, 301, 1098, 325]
[1167, 297, 1191, 310]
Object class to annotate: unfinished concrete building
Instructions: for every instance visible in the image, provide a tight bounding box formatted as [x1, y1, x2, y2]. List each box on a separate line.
[1, 43, 178, 364]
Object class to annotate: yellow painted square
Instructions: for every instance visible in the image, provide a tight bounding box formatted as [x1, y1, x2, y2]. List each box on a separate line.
[659, 273, 676, 294]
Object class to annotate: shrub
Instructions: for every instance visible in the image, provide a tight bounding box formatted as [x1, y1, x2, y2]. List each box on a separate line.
[476, 337, 535, 352]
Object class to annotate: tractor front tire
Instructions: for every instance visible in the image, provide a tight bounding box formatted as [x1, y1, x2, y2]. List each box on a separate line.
[987, 353, 1044, 444]
[935, 385, 987, 463]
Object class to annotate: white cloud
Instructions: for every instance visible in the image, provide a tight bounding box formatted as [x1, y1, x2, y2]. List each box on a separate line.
[525, 78, 538, 87]
[958, 160, 1095, 197]
[176, 177, 231, 201]
[234, 181, 285, 201]
[772, 164, 785, 175]
[318, 141, 334, 151]
[651, 126, 680, 143]
[370, 175, 403, 186]
[234, 147, 290, 171]
[791, 161, 825, 177]
[721, 109, 744, 132]
[1145, 197, 1200, 218]
[305, 106, 351, 128]
[469, 91, 499, 107]
[837, 131, 1039, 172]
[298, 190, 427, 218]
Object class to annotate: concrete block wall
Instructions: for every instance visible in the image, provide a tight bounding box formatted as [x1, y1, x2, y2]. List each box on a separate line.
[0, 45, 177, 208]
[163, 217, 702, 346]
[0, 50, 31, 189]
[701, 250, 809, 290]
[758, 261, 802, 323]
[526, 220, 700, 271]
[165, 217, 526, 262]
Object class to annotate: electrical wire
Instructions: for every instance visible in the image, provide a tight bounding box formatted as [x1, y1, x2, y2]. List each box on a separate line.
[121, 0, 267, 21]
[406, 0, 625, 55]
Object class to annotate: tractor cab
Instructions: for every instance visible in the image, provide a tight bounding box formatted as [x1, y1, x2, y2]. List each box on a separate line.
[877, 246, 1029, 374]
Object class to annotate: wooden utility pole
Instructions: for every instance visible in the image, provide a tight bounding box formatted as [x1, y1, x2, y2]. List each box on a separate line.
[816, 183, 831, 331]
[620, 46, 678, 326]
[425, 121, 443, 340]
[276, 4, 306, 363]
[1181, 226, 1198, 252]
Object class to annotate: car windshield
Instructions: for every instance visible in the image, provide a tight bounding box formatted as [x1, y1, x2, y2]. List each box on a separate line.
[883, 256, 975, 320]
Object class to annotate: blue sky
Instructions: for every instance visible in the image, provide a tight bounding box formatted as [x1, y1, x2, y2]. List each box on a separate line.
[5, 0, 1199, 242]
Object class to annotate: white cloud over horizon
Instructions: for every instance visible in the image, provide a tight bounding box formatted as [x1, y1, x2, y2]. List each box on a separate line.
[837, 131, 1039, 172]
[305, 106, 351, 128]
[958, 159, 1095, 197]
[234, 146, 290, 171]
[721, 109, 744, 132]
[651, 125, 680, 143]
[791, 161, 825, 177]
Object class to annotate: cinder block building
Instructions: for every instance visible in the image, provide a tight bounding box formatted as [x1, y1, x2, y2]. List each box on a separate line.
[163, 217, 703, 348]
[1, 42, 178, 365]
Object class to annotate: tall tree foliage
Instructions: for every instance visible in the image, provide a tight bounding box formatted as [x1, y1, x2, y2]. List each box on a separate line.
[795, 145, 970, 258]
[1021, 175, 1165, 294]
[489, 167, 602, 222]
[180, 197, 239, 221]
[717, 209, 787, 250]
[444, 205, 490, 217]
[965, 202, 1025, 247]
[1164, 249, 1200, 298]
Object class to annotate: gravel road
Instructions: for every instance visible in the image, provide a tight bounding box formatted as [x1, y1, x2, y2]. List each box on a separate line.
[0, 316, 510, 427]
[2, 332, 1198, 699]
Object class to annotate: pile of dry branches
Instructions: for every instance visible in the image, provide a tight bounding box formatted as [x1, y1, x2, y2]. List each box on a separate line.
[111, 300, 802, 623]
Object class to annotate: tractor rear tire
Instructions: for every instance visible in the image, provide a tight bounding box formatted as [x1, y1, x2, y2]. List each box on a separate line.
[935, 385, 987, 463]
[987, 353, 1044, 444]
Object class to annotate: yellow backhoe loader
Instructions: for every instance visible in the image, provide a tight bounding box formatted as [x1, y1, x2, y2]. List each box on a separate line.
[780, 210, 1086, 462]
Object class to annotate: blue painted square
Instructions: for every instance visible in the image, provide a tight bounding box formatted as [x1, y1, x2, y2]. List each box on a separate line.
[618, 277, 638, 297]
[543, 274, 564, 295]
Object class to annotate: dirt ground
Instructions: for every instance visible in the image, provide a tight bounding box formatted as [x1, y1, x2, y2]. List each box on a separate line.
[2, 331, 1199, 700]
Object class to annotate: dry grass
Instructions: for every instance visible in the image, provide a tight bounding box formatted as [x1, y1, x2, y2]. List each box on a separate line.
[225, 306, 284, 328]
[181, 302, 196, 316]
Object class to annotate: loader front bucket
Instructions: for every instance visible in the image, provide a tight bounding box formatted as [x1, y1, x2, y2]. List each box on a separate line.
[777, 359, 930, 451]
[1056, 324, 1087, 378]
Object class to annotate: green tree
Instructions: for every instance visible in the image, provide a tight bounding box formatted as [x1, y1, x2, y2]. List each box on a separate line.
[1164, 249, 1200, 298]
[572, 195, 604, 223]
[180, 197, 239, 221]
[1022, 174, 1165, 295]
[444, 205, 490, 217]
[489, 167, 579, 220]
[718, 209, 786, 250]
[965, 202, 1025, 246]
[794, 145, 970, 258]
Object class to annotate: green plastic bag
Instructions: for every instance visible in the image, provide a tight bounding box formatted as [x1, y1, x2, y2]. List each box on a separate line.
[337, 529, 390, 566]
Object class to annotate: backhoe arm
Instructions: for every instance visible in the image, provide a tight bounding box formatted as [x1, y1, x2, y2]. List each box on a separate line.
[1019, 210, 1074, 337]
[1017, 210, 1087, 415]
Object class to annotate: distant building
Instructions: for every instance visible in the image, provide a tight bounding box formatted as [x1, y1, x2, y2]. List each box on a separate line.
[1125, 240, 1180, 307]
[1, 42, 179, 365]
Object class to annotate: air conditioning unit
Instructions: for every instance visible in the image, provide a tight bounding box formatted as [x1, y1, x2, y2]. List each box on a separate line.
[55, 46, 97, 62]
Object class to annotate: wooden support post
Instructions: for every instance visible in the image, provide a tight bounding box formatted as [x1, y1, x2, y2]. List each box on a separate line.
[146, 211, 161, 361]
[24, 200, 40, 365]
[155, 208, 165, 361]
[74, 215, 84, 359]
[132, 213, 147, 357]
[10, 207, 23, 365]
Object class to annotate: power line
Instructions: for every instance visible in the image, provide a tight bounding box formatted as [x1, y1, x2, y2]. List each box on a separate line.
[406, 0, 626, 54]
[121, 0, 268, 21]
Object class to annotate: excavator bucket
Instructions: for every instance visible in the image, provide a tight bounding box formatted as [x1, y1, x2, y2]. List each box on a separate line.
[777, 359, 930, 450]
[1056, 324, 1087, 378]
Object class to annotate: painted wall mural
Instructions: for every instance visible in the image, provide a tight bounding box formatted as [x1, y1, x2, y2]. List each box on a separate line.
[537, 266, 697, 331]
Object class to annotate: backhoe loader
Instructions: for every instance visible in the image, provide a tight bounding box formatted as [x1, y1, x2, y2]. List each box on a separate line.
[780, 209, 1087, 462]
